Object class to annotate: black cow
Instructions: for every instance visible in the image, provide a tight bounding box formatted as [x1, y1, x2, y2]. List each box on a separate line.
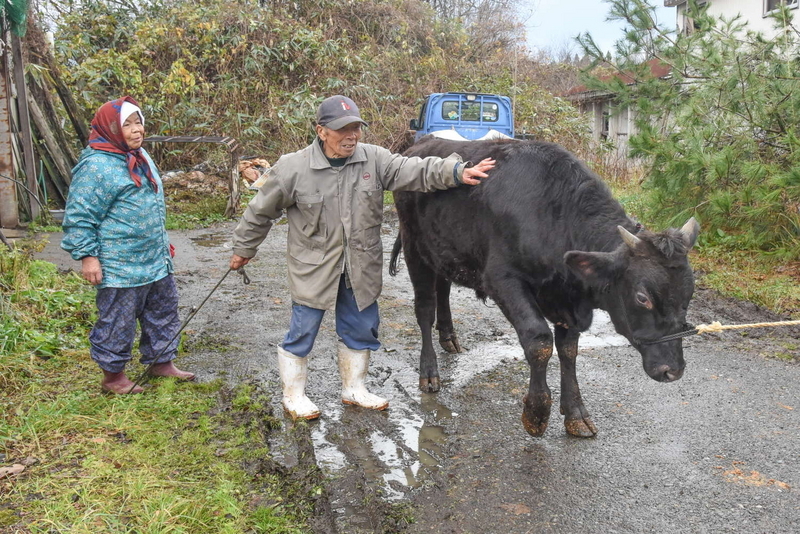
[389, 137, 700, 438]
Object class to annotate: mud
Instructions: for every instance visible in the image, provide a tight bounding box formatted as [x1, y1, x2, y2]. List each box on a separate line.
[37, 211, 800, 534]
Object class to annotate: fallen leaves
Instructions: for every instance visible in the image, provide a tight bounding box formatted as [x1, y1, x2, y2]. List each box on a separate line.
[0, 464, 25, 479]
[714, 462, 791, 490]
[0, 456, 38, 479]
[499, 503, 531, 515]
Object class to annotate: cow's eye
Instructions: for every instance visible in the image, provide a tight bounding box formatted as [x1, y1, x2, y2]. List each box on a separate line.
[635, 292, 652, 309]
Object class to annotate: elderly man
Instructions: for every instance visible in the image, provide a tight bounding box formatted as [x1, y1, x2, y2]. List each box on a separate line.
[230, 95, 494, 420]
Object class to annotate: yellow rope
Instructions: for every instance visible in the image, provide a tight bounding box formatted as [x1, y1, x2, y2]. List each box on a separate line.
[695, 320, 800, 334]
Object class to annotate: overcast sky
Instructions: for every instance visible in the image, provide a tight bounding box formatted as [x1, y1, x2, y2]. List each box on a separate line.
[523, 0, 676, 55]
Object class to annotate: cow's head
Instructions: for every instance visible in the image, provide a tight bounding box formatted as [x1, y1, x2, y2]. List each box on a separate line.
[564, 218, 700, 382]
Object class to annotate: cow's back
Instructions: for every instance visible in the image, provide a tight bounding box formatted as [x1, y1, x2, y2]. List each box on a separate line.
[397, 138, 629, 289]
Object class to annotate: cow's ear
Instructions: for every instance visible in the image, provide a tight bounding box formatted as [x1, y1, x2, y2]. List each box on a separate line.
[564, 250, 621, 286]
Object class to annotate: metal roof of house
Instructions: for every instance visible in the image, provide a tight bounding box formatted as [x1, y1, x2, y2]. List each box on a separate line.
[564, 59, 672, 103]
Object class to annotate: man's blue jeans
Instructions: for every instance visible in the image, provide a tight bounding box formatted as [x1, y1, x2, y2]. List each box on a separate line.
[282, 274, 380, 357]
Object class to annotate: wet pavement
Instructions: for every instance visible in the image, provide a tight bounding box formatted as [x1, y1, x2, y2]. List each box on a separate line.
[36, 216, 800, 534]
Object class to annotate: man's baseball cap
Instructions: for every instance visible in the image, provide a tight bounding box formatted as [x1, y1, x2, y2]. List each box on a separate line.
[316, 95, 368, 130]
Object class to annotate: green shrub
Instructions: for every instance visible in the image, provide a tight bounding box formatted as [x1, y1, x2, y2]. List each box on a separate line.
[54, 0, 588, 168]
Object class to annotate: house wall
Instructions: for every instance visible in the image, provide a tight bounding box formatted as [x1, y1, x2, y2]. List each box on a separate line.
[675, 0, 798, 36]
[580, 100, 638, 162]
[610, 105, 634, 160]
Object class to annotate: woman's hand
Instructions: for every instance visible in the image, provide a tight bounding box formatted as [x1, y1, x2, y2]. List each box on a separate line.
[81, 256, 103, 286]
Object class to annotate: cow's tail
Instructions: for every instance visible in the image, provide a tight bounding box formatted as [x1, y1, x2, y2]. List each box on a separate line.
[389, 234, 403, 277]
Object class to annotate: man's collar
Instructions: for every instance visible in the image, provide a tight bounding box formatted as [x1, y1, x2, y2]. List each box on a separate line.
[310, 137, 367, 169]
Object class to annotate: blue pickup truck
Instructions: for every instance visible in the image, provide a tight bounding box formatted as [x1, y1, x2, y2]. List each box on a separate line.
[408, 93, 515, 143]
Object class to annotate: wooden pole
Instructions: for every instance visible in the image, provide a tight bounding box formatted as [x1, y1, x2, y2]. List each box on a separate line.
[226, 144, 242, 217]
[31, 134, 68, 203]
[11, 33, 39, 219]
[27, 77, 77, 168]
[25, 16, 89, 146]
[0, 34, 20, 228]
[27, 92, 72, 186]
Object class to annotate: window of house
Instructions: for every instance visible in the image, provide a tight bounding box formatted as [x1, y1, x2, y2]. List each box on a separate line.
[765, 0, 799, 14]
[600, 111, 610, 141]
[682, 1, 708, 35]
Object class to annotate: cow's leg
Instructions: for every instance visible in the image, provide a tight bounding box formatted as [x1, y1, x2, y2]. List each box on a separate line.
[554, 325, 597, 438]
[435, 275, 462, 354]
[402, 242, 442, 393]
[485, 270, 554, 437]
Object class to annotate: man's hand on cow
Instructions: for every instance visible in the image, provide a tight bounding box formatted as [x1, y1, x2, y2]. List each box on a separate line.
[461, 158, 496, 186]
[230, 254, 251, 271]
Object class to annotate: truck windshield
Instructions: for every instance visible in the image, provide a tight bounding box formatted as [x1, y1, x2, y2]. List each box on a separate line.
[441, 100, 499, 122]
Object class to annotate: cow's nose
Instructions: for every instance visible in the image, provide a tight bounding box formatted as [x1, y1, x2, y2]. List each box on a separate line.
[652, 364, 684, 382]
[665, 368, 684, 381]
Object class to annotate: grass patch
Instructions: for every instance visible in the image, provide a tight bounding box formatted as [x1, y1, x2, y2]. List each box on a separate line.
[183, 332, 235, 354]
[0, 246, 316, 533]
[772, 343, 798, 362]
[691, 247, 800, 318]
[165, 191, 231, 230]
[0, 357, 309, 532]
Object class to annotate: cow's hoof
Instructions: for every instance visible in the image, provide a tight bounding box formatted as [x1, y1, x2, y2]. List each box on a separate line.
[439, 334, 463, 354]
[522, 411, 549, 437]
[564, 417, 598, 438]
[521, 395, 552, 437]
[419, 377, 441, 393]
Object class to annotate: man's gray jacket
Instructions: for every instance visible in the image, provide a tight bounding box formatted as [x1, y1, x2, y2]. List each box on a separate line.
[232, 139, 467, 311]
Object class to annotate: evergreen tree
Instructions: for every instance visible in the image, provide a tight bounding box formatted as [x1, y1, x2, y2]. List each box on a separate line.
[579, 0, 800, 259]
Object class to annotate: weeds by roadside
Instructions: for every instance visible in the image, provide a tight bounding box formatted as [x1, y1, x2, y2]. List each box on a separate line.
[0, 245, 315, 533]
[691, 249, 800, 318]
[165, 190, 231, 230]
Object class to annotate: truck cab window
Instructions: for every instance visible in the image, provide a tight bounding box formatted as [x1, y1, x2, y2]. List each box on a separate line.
[460, 102, 481, 121]
[442, 102, 459, 120]
[482, 103, 499, 122]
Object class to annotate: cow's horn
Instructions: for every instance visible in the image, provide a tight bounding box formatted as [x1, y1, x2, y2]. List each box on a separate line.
[680, 217, 700, 249]
[617, 225, 642, 250]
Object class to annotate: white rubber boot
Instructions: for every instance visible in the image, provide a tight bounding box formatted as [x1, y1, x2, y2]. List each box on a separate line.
[338, 342, 389, 410]
[277, 346, 320, 420]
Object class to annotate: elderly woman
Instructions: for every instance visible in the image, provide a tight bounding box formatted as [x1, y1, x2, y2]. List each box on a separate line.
[62, 96, 194, 394]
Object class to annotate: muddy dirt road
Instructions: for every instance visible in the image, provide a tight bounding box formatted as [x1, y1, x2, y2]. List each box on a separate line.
[39, 213, 800, 534]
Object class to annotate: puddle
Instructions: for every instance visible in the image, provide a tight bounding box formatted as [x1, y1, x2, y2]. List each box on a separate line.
[579, 310, 629, 348]
[267, 426, 298, 469]
[369, 430, 413, 500]
[190, 233, 231, 248]
[446, 342, 523, 388]
[311, 419, 347, 471]
[303, 386, 459, 501]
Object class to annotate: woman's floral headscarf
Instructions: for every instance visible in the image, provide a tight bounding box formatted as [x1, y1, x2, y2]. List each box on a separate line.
[87, 96, 157, 191]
